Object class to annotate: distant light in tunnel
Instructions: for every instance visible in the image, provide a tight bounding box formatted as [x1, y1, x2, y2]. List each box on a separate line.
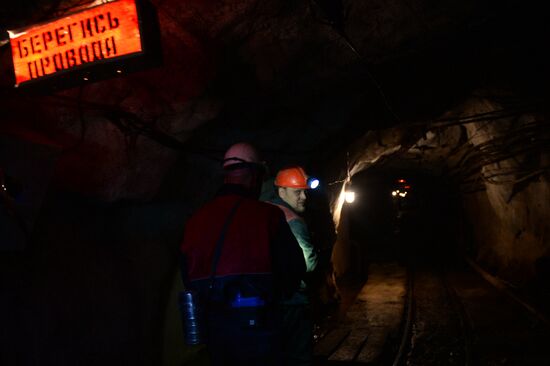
[398, 179, 406, 183]
[308, 178, 320, 189]
[344, 191, 355, 203]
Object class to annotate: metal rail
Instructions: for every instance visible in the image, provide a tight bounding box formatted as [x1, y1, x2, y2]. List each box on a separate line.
[466, 257, 550, 328]
[392, 266, 472, 366]
[392, 267, 414, 366]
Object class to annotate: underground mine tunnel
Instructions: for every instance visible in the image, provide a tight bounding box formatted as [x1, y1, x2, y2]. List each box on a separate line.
[1, 0, 549, 365]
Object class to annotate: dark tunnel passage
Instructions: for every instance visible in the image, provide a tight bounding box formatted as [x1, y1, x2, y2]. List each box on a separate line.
[317, 163, 550, 365]
[1, 0, 550, 365]
[346, 167, 464, 274]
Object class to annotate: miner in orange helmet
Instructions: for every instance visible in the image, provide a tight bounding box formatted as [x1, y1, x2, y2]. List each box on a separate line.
[267, 165, 319, 366]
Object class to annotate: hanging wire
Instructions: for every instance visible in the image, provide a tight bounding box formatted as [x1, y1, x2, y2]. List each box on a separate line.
[310, 0, 401, 123]
[445, 116, 550, 193]
[327, 150, 352, 186]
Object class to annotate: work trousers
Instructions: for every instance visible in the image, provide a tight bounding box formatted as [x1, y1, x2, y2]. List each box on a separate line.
[206, 308, 283, 366]
[282, 304, 313, 366]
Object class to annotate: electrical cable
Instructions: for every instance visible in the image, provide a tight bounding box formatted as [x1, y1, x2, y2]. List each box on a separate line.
[310, 0, 401, 124]
[446, 117, 550, 193]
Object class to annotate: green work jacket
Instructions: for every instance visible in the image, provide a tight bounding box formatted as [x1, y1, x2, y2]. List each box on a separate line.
[267, 196, 319, 304]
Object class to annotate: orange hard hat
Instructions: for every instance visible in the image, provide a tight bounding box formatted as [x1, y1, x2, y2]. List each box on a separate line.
[275, 166, 309, 189]
[223, 142, 262, 169]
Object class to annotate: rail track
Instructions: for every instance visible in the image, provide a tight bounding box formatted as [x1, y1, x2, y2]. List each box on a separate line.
[393, 266, 470, 366]
[392, 261, 550, 366]
[313, 259, 550, 365]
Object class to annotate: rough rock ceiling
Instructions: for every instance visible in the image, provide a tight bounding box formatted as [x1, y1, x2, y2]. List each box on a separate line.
[0, 0, 547, 200]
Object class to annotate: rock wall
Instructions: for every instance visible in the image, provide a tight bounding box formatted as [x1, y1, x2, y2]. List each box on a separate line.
[458, 100, 550, 283]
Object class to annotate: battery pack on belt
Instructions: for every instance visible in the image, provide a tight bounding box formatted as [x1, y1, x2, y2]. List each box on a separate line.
[231, 292, 266, 328]
[231, 292, 265, 308]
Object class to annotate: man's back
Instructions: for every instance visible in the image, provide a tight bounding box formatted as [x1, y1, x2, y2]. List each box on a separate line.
[180, 187, 305, 365]
[182, 192, 304, 301]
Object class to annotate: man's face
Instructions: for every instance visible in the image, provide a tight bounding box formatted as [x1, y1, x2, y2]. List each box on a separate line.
[279, 187, 307, 213]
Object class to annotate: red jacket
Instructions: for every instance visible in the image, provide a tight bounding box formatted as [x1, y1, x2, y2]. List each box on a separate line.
[180, 185, 306, 304]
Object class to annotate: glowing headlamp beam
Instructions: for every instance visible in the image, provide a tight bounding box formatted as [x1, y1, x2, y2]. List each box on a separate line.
[308, 178, 320, 189]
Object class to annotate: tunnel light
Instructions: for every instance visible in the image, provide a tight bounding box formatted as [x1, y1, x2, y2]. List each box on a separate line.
[392, 190, 407, 198]
[308, 178, 320, 189]
[398, 179, 406, 183]
[344, 191, 355, 203]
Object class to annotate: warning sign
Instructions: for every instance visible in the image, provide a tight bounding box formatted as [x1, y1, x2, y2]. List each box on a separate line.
[9, 0, 143, 86]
